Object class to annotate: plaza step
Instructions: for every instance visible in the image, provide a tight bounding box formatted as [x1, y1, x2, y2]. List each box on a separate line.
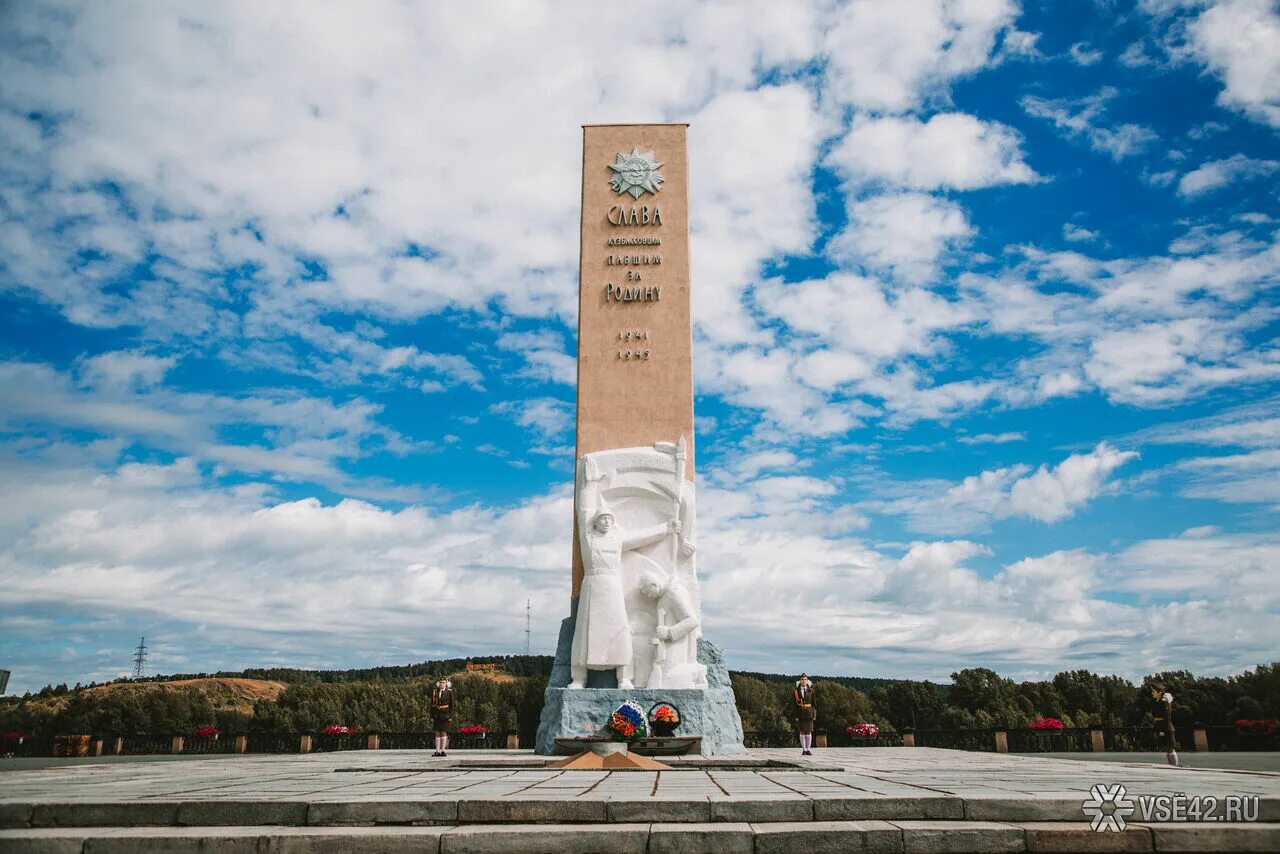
[2, 792, 1278, 827]
[2, 820, 1279, 853]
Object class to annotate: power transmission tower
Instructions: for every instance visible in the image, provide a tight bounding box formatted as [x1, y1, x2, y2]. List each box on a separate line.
[524, 600, 531, 655]
[132, 637, 148, 679]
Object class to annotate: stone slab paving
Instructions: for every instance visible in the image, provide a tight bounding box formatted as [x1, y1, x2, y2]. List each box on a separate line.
[3, 823, 1278, 854]
[2, 748, 1279, 851]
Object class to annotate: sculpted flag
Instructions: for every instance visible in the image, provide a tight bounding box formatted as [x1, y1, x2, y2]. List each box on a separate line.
[568, 440, 707, 690]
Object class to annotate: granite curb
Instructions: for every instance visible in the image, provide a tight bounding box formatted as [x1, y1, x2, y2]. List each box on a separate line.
[4, 794, 1279, 828]
[1, 821, 1279, 853]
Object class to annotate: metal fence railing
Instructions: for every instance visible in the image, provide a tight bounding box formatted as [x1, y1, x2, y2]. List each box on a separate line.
[914, 728, 996, 752]
[118, 734, 173, 755]
[827, 730, 906, 748]
[1103, 726, 1159, 752]
[1, 734, 55, 758]
[181, 735, 239, 755]
[245, 732, 298, 754]
[1006, 727, 1094, 753]
[1203, 725, 1280, 751]
[310, 733, 366, 753]
[8, 725, 1276, 757]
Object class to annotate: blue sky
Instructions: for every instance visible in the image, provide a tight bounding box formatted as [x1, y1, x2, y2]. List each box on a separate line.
[1, 0, 1278, 694]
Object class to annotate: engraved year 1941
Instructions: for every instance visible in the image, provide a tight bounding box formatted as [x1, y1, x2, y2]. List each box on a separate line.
[617, 329, 651, 362]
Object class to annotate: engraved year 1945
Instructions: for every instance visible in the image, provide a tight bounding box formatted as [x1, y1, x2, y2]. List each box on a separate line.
[617, 329, 651, 362]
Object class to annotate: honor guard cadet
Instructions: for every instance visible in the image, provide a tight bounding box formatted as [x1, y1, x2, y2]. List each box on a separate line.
[794, 674, 817, 755]
[431, 677, 453, 757]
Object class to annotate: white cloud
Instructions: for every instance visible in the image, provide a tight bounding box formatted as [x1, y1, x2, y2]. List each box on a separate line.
[868, 443, 1138, 533]
[1068, 42, 1103, 65]
[490, 397, 573, 442]
[829, 192, 973, 283]
[1021, 87, 1158, 160]
[76, 351, 177, 391]
[1175, 449, 1280, 507]
[957, 431, 1026, 444]
[1113, 530, 1280, 605]
[1127, 400, 1280, 449]
[828, 113, 1038, 190]
[0, 1, 825, 353]
[0, 359, 417, 497]
[496, 332, 576, 386]
[1083, 318, 1280, 405]
[1007, 443, 1139, 522]
[822, 0, 1021, 112]
[999, 550, 1099, 625]
[3, 443, 1275, 688]
[690, 84, 825, 346]
[879, 540, 990, 606]
[1062, 223, 1099, 243]
[757, 272, 973, 360]
[1177, 153, 1280, 197]
[1186, 0, 1280, 128]
[1118, 40, 1158, 68]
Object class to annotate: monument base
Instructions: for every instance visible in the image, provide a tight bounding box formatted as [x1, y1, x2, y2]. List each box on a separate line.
[535, 608, 746, 756]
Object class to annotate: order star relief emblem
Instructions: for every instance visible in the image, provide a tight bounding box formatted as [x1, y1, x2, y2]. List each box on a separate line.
[608, 147, 664, 199]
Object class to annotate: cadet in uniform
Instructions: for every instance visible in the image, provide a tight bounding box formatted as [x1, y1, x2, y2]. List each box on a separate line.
[1150, 683, 1178, 766]
[431, 678, 453, 757]
[794, 674, 816, 755]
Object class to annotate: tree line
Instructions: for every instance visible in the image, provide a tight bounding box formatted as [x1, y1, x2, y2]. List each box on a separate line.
[735, 665, 1279, 734]
[2, 662, 1275, 737]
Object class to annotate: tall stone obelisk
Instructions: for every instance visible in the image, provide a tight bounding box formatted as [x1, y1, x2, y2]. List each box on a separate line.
[535, 125, 745, 756]
[572, 124, 694, 598]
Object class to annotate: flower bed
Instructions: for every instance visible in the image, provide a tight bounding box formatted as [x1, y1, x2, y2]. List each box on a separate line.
[1029, 717, 1065, 731]
[323, 725, 357, 735]
[846, 723, 880, 738]
[1236, 719, 1277, 735]
[458, 725, 488, 736]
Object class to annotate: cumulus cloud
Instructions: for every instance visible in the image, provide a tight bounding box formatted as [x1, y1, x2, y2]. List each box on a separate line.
[828, 113, 1038, 190]
[757, 273, 973, 360]
[1177, 153, 1280, 196]
[1186, 0, 1280, 128]
[76, 351, 177, 391]
[1062, 223, 1099, 243]
[868, 443, 1138, 533]
[490, 397, 573, 443]
[822, 0, 1021, 112]
[1007, 443, 1139, 522]
[829, 193, 974, 283]
[3, 441, 1276, 689]
[690, 84, 825, 345]
[0, 1, 824, 356]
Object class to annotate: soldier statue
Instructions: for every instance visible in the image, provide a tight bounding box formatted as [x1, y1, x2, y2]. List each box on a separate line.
[569, 457, 679, 689]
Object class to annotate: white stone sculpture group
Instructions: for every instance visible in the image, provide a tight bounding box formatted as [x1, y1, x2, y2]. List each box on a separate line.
[569, 436, 708, 691]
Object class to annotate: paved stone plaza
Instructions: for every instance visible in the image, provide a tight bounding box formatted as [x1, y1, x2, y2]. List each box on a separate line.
[2, 747, 1278, 851]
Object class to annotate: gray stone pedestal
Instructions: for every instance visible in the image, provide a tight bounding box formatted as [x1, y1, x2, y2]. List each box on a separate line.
[535, 609, 746, 756]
